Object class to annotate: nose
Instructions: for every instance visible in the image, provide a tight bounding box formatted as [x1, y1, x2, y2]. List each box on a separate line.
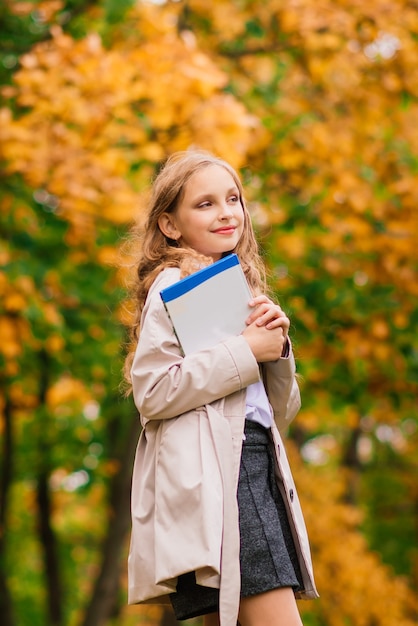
[219, 202, 234, 219]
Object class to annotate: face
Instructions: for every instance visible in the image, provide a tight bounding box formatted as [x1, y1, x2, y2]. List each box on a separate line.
[158, 164, 245, 261]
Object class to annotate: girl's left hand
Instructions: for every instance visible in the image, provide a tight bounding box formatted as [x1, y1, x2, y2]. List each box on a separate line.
[246, 295, 290, 338]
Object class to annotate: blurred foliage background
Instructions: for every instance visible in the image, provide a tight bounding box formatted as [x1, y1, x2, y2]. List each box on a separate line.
[0, 1, 417, 626]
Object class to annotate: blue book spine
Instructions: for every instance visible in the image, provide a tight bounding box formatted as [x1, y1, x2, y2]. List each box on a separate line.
[160, 254, 239, 303]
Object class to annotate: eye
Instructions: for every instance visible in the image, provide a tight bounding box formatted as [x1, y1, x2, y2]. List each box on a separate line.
[197, 200, 212, 208]
[228, 195, 239, 203]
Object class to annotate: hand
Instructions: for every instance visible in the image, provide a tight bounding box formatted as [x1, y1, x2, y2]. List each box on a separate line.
[242, 322, 286, 362]
[242, 295, 290, 362]
[246, 295, 290, 338]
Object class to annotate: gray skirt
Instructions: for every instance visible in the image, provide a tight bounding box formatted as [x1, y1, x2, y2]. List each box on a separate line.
[170, 420, 303, 621]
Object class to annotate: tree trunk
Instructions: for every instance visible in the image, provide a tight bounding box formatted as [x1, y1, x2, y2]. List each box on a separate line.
[342, 421, 363, 505]
[80, 415, 141, 626]
[37, 470, 63, 626]
[0, 391, 15, 626]
[36, 349, 63, 626]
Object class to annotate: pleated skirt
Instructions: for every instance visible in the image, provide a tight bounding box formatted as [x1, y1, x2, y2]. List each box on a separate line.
[170, 420, 303, 621]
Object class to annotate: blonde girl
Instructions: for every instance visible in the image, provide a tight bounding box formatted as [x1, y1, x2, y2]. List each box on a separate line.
[126, 151, 318, 626]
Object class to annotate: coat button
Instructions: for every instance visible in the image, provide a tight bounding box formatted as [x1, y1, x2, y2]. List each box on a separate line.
[289, 488, 294, 502]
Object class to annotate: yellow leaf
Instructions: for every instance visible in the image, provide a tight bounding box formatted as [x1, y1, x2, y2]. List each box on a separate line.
[4, 292, 27, 313]
[45, 334, 65, 353]
[0, 317, 21, 358]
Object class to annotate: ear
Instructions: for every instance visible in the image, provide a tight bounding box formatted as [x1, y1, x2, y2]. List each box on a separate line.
[158, 213, 181, 240]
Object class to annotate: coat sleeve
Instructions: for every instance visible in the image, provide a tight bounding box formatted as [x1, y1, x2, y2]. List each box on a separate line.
[131, 269, 261, 421]
[262, 343, 301, 433]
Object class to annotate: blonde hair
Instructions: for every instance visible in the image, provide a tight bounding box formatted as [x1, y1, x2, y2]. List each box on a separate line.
[123, 150, 267, 385]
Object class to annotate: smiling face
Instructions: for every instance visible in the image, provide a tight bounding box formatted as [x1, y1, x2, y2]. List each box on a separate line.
[157, 164, 245, 262]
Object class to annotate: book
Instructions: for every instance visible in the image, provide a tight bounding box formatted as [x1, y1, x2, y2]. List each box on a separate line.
[160, 254, 252, 355]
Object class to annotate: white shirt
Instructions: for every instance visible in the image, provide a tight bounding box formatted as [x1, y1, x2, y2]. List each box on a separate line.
[245, 380, 272, 429]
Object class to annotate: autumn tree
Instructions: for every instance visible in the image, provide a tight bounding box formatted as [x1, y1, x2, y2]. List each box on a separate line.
[1, 1, 417, 625]
[0, 2, 260, 626]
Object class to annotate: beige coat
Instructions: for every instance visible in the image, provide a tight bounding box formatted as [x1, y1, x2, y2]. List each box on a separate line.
[128, 268, 318, 626]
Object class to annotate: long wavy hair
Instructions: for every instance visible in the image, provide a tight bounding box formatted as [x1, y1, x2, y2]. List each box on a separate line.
[123, 150, 268, 386]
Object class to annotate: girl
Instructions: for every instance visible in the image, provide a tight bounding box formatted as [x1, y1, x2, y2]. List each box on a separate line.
[126, 151, 318, 626]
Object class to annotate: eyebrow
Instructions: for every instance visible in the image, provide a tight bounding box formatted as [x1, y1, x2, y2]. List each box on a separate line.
[192, 187, 240, 203]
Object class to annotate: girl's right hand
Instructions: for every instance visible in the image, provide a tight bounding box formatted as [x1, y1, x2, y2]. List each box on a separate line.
[242, 321, 286, 362]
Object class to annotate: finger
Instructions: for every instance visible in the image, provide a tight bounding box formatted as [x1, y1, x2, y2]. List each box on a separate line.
[255, 306, 287, 327]
[266, 317, 290, 334]
[246, 302, 272, 325]
[248, 295, 273, 307]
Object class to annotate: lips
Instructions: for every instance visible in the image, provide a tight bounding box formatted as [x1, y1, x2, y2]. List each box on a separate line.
[213, 226, 236, 234]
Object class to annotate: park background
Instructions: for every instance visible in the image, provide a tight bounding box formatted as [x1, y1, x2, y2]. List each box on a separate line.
[1, 1, 417, 625]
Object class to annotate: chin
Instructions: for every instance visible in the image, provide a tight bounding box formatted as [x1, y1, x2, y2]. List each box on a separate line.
[212, 249, 233, 261]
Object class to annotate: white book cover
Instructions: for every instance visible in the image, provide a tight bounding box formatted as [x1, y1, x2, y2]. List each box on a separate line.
[160, 254, 252, 355]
